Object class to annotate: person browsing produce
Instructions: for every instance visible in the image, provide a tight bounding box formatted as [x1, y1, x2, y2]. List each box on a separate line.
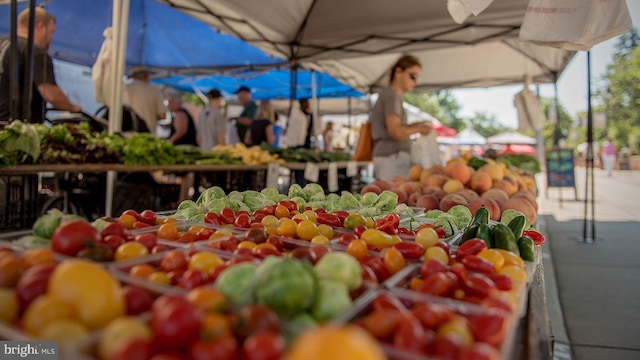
[370, 54, 432, 180]
[123, 65, 165, 135]
[196, 88, 226, 150]
[230, 86, 257, 145]
[0, 7, 81, 123]
[245, 100, 276, 146]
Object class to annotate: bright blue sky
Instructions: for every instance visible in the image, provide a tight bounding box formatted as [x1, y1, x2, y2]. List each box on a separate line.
[452, 0, 640, 128]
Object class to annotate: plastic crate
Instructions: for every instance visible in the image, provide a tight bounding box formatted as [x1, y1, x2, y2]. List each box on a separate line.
[0, 175, 42, 231]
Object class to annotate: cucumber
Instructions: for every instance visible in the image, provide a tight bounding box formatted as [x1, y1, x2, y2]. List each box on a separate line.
[507, 215, 528, 240]
[470, 206, 490, 226]
[460, 224, 479, 244]
[493, 223, 520, 256]
[476, 223, 494, 248]
[517, 235, 536, 262]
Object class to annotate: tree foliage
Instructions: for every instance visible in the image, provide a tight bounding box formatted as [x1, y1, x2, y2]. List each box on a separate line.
[465, 112, 511, 138]
[600, 28, 640, 154]
[540, 98, 574, 148]
[404, 91, 465, 130]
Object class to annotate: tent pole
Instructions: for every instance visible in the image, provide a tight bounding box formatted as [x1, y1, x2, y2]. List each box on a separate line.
[311, 69, 319, 150]
[21, 0, 36, 121]
[8, 0, 19, 120]
[551, 74, 563, 209]
[347, 97, 352, 148]
[579, 51, 596, 243]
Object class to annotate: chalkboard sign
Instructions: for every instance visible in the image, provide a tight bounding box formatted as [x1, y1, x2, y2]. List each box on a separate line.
[546, 148, 575, 187]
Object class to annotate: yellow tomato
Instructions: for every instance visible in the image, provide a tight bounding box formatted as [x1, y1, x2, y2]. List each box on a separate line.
[98, 316, 152, 360]
[494, 249, 525, 269]
[296, 220, 319, 241]
[261, 215, 279, 228]
[277, 219, 298, 237]
[20, 248, 56, 270]
[477, 249, 505, 272]
[424, 246, 449, 265]
[157, 222, 179, 240]
[437, 316, 474, 347]
[287, 325, 386, 360]
[148, 271, 171, 286]
[48, 260, 125, 330]
[311, 235, 330, 245]
[499, 265, 527, 282]
[303, 210, 317, 222]
[237, 241, 257, 249]
[38, 318, 90, 348]
[360, 229, 396, 247]
[0, 288, 18, 323]
[317, 224, 334, 239]
[186, 287, 227, 313]
[189, 252, 224, 273]
[115, 242, 149, 261]
[415, 227, 439, 249]
[22, 295, 75, 335]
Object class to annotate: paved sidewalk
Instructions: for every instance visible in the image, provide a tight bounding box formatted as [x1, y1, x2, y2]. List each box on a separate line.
[536, 167, 640, 360]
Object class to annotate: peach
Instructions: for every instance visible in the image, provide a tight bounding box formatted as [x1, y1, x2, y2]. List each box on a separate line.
[389, 188, 408, 204]
[407, 192, 420, 206]
[443, 179, 464, 193]
[434, 189, 449, 201]
[426, 174, 449, 188]
[511, 191, 539, 212]
[439, 194, 469, 212]
[421, 186, 441, 195]
[492, 179, 518, 197]
[360, 184, 382, 195]
[468, 197, 501, 221]
[419, 169, 436, 185]
[415, 194, 440, 211]
[478, 163, 504, 181]
[456, 189, 480, 203]
[445, 162, 471, 184]
[500, 198, 537, 225]
[371, 178, 391, 191]
[481, 188, 509, 203]
[468, 171, 493, 194]
[398, 182, 422, 197]
[409, 165, 423, 181]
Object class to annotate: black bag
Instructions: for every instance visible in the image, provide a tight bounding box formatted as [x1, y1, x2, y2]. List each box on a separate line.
[95, 105, 150, 133]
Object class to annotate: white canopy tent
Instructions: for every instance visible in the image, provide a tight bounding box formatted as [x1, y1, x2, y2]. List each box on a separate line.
[487, 130, 536, 145]
[456, 128, 487, 146]
[160, 0, 576, 93]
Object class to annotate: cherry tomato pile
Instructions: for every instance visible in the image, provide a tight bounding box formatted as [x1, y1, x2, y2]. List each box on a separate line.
[351, 290, 510, 359]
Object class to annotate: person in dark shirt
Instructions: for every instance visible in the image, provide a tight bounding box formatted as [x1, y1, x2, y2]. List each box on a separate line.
[299, 98, 314, 149]
[230, 86, 257, 145]
[245, 100, 276, 146]
[166, 89, 197, 146]
[0, 7, 81, 123]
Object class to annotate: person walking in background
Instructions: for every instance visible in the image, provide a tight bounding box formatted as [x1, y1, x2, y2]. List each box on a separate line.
[371, 54, 432, 181]
[166, 89, 197, 146]
[0, 7, 81, 123]
[230, 86, 257, 145]
[323, 121, 334, 152]
[299, 98, 315, 149]
[124, 65, 165, 135]
[196, 89, 225, 151]
[602, 136, 617, 176]
[245, 100, 276, 146]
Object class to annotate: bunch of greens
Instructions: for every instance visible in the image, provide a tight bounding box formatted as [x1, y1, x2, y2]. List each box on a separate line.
[498, 153, 541, 174]
[38, 123, 121, 164]
[117, 133, 190, 165]
[0, 120, 43, 166]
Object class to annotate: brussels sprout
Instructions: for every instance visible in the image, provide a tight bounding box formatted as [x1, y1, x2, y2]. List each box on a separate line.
[325, 193, 340, 202]
[339, 191, 361, 210]
[32, 209, 64, 238]
[242, 190, 269, 211]
[196, 186, 226, 205]
[290, 197, 307, 208]
[373, 190, 399, 211]
[360, 192, 379, 207]
[254, 257, 318, 318]
[16, 235, 50, 248]
[303, 183, 325, 201]
[434, 213, 459, 237]
[393, 204, 415, 217]
[214, 262, 258, 307]
[311, 280, 353, 321]
[357, 207, 381, 217]
[425, 209, 444, 219]
[288, 184, 306, 200]
[261, 188, 281, 203]
[447, 205, 472, 228]
[314, 252, 362, 291]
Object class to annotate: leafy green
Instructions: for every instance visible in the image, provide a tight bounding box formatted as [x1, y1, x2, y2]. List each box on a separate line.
[313, 252, 362, 291]
[374, 190, 399, 211]
[339, 191, 360, 210]
[0, 120, 42, 166]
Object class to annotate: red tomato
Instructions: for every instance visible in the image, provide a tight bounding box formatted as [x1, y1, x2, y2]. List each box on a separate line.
[468, 310, 509, 347]
[485, 273, 513, 291]
[132, 221, 152, 229]
[392, 314, 428, 355]
[332, 210, 350, 223]
[160, 251, 189, 272]
[309, 245, 330, 261]
[265, 236, 284, 251]
[102, 234, 126, 253]
[151, 294, 203, 350]
[208, 264, 229, 283]
[361, 309, 402, 340]
[456, 239, 488, 261]
[393, 242, 424, 260]
[435, 227, 446, 238]
[353, 225, 367, 238]
[196, 227, 214, 240]
[121, 209, 139, 218]
[280, 200, 298, 212]
[167, 270, 186, 285]
[234, 213, 252, 228]
[138, 210, 157, 225]
[411, 302, 454, 330]
[190, 336, 238, 360]
[51, 220, 101, 256]
[178, 232, 198, 244]
[361, 256, 391, 282]
[371, 293, 408, 312]
[338, 233, 358, 246]
[360, 264, 379, 285]
[459, 342, 501, 360]
[430, 335, 462, 359]
[419, 272, 457, 297]
[252, 247, 282, 259]
[397, 227, 414, 236]
[233, 305, 281, 338]
[179, 269, 207, 290]
[15, 263, 57, 312]
[219, 208, 235, 224]
[262, 205, 275, 215]
[152, 244, 170, 254]
[523, 229, 545, 245]
[204, 212, 221, 225]
[316, 213, 341, 227]
[461, 255, 496, 274]
[242, 330, 285, 360]
[100, 222, 127, 239]
[461, 273, 496, 299]
[121, 285, 153, 315]
[420, 258, 448, 279]
[134, 233, 157, 251]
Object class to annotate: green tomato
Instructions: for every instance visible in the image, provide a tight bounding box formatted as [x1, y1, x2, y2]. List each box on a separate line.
[343, 214, 367, 230]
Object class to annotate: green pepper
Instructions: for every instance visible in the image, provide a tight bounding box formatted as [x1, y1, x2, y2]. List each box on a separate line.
[507, 215, 528, 239]
[476, 223, 494, 248]
[517, 235, 536, 262]
[470, 206, 490, 226]
[493, 223, 520, 256]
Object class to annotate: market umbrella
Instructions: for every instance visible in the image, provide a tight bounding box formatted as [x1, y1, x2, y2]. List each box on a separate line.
[455, 128, 487, 146]
[500, 144, 535, 155]
[487, 131, 536, 145]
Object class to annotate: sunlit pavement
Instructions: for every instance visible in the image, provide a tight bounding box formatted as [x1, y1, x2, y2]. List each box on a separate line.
[536, 167, 640, 360]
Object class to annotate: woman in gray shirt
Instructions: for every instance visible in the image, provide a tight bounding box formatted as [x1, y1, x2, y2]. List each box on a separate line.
[370, 55, 432, 180]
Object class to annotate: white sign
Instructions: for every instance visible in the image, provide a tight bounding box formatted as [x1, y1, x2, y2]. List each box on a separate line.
[328, 163, 339, 192]
[304, 163, 319, 183]
[346, 161, 358, 177]
[266, 163, 280, 189]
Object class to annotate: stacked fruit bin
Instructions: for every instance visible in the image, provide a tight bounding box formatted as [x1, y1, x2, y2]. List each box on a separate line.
[0, 182, 544, 360]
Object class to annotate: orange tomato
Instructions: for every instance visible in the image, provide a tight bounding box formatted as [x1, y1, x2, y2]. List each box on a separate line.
[201, 312, 231, 340]
[287, 325, 386, 360]
[274, 205, 290, 219]
[20, 248, 56, 270]
[129, 264, 156, 279]
[186, 287, 227, 313]
[277, 219, 297, 237]
[22, 294, 75, 335]
[157, 222, 179, 240]
[0, 252, 22, 287]
[346, 239, 368, 260]
[117, 214, 137, 230]
[382, 247, 406, 275]
[148, 271, 171, 286]
[115, 242, 149, 261]
[296, 220, 319, 241]
[188, 225, 204, 233]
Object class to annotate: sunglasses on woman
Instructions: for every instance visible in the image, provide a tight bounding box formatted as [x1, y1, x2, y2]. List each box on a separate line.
[408, 73, 419, 81]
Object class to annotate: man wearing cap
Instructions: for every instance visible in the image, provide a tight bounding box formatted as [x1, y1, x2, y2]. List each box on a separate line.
[123, 65, 165, 135]
[231, 86, 257, 145]
[197, 89, 226, 151]
[0, 7, 81, 123]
